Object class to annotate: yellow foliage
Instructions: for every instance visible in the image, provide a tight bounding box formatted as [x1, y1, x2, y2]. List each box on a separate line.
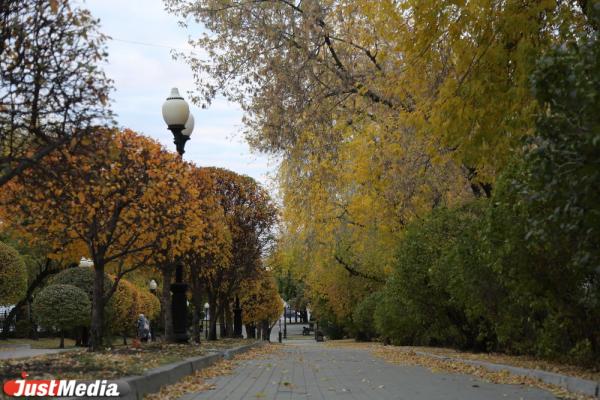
[240, 272, 283, 326]
[110, 277, 160, 336]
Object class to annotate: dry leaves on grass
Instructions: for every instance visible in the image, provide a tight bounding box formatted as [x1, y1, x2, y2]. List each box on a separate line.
[0, 339, 248, 382]
[366, 344, 595, 400]
[325, 340, 599, 382]
[145, 343, 282, 400]
[406, 346, 600, 382]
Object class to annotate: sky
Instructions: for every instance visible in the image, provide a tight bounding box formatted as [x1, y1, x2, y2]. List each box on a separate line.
[79, 0, 277, 189]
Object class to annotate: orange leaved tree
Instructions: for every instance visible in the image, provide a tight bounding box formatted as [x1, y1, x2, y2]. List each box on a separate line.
[1, 129, 193, 350]
[195, 167, 277, 339]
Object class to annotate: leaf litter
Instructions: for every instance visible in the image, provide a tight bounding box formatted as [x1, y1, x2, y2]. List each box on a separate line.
[326, 340, 596, 400]
[145, 343, 282, 400]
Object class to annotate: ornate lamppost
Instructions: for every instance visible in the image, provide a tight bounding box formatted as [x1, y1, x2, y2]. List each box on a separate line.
[204, 302, 210, 340]
[148, 279, 158, 341]
[161, 88, 195, 342]
[162, 87, 194, 156]
[283, 301, 288, 339]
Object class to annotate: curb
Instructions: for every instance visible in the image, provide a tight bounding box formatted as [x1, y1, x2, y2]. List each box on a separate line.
[66, 341, 264, 400]
[414, 350, 600, 399]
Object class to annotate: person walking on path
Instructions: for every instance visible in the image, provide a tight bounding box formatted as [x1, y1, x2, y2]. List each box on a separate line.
[137, 314, 150, 343]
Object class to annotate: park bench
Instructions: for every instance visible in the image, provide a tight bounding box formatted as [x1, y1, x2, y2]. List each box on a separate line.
[302, 326, 313, 336]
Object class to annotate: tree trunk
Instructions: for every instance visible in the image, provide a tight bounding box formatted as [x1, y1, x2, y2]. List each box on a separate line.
[161, 267, 174, 342]
[261, 320, 269, 341]
[233, 296, 243, 338]
[78, 326, 89, 347]
[190, 264, 202, 344]
[60, 330, 65, 349]
[89, 265, 106, 351]
[208, 300, 218, 341]
[219, 311, 226, 338]
[192, 304, 202, 343]
[225, 302, 234, 338]
[245, 324, 255, 339]
[122, 335, 127, 345]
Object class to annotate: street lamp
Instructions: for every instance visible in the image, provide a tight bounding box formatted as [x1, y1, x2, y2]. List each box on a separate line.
[79, 257, 93, 268]
[204, 303, 209, 340]
[283, 301, 288, 339]
[162, 87, 194, 156]
[278, 312, 282, 343]
[148, 280, 158, 341]
[161, 88, 195, 342]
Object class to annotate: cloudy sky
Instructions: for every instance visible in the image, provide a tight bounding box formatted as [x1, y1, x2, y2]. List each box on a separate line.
[79, 0, 277, 189]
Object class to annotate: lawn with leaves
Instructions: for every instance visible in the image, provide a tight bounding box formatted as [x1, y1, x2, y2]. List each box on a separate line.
[0, 339, 249, 382]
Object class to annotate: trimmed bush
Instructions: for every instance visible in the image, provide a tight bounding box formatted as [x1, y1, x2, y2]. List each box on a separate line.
[0, 241, 27, 305]
[111, 279, 160, 337]
[48, 266, 161, 340]
[49, 266, 112, 298]
[32, 284, 91, 347]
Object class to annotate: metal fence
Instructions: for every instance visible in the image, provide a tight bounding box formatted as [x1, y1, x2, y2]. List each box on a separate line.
[0, 307, 15, 333]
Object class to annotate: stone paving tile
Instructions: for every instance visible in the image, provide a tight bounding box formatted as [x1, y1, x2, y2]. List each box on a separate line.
[180, 339, 558, 400]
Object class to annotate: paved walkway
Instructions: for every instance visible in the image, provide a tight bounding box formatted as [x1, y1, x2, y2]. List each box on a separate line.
[0, 345, 71, 360]
[179, 331, 558, 400]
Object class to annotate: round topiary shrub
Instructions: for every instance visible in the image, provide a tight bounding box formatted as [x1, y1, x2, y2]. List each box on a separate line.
[49, 266, 116, 344]
[32, 284, 91, 348]
[111, 279, 161, 339]
[49, 266, 112, 299]
[0, 241, 27, 306]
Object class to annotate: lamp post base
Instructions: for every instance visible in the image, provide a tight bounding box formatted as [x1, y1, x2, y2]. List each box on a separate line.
[171, 280, 189, 343]
[173, 332, 189, 343]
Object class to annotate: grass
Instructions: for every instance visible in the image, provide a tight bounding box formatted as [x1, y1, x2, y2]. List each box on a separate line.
[0, 338, 250, 382]
[408, 345, 600, 382]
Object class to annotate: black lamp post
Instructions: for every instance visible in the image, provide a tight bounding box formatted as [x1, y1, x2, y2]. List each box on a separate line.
[162, 87, 194, 157]
[149, 279, 158, 341]
[283, 302, 288, 339]
[204, 303, 209, 340]
[233, 296, 243, 338]
[278, 301, 283, 343]
[169, 266, 189, 342]
[162, 87, 195, 343]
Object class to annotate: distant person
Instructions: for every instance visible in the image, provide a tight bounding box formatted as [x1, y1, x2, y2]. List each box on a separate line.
[137, 314, 150, 343]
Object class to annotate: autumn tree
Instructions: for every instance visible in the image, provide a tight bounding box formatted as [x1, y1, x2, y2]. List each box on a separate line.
[240, 271, 283, 340]
[142, 158, 207, 343]
[166, 1, 591, 181]
[185, 166, 231, 342]
[0, 0, 112, 187]
[164, 0, 595, 334]
[185, 167, 276, 340]
[111, 278, 160, 344]
[206, 167, 277, 338]
[0, 129, 190, 350]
